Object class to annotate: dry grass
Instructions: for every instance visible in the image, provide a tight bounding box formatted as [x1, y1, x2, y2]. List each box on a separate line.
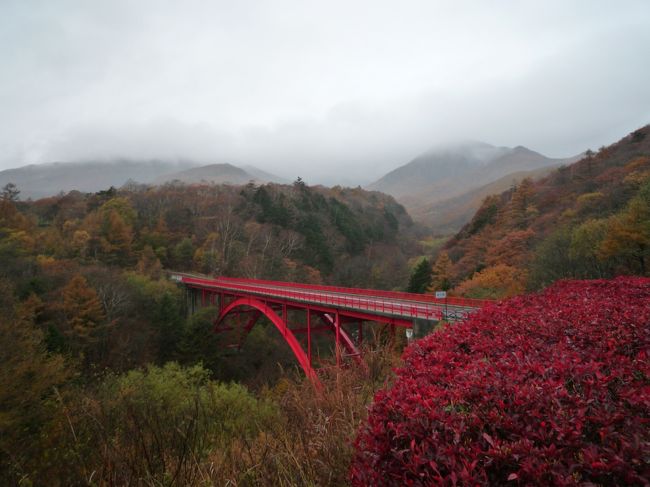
[204, 344, 401, 486]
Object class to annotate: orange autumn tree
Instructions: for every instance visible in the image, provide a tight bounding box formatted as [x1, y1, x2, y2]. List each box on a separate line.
[61, 274, 106, 356]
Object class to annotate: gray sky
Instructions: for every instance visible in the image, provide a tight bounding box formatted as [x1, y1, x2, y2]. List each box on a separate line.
[1, 0, 649, 185]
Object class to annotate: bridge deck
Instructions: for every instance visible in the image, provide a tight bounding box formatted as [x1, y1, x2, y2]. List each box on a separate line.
[173, 274, 490, 323]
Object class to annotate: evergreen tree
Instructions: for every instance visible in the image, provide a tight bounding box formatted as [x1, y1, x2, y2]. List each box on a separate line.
[407, 258, 432, 294]
[1, 182, 20, 201]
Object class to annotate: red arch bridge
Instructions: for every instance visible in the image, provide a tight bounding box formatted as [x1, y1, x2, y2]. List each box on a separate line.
[171, 273, 491, 388]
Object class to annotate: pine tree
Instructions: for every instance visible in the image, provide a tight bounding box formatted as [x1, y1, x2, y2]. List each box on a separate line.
[407, 258, 432, 294]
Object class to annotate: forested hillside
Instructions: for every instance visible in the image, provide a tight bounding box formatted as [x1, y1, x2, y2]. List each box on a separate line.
[437, 125, 650, 298]
[0, 178, 417, 484]
[0, 179, 415, 374]
[4, 179, 414, 285]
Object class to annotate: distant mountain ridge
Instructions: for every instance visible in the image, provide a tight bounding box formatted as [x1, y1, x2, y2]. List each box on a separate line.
[368, 141, 581, 233]
[443, 124, 650, 292]
[410, 164, 562, 233]
[155, 163, 288, 185]
[154, 163, 254, 185]
[0, 160, 284, 199]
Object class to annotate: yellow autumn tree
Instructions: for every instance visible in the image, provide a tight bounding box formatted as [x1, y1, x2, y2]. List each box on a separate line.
[102, 210, 133, 263]
[428, 251, 452, 292]
[193, 232, 220, 274]
[507, 178, 537, 229]
[453, 264, 526, 299]
[599, 181, 650, 274]
[136, 245, 163, 279]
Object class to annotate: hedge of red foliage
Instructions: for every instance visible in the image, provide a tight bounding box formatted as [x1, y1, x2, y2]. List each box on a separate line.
[351, 277, 650, 486]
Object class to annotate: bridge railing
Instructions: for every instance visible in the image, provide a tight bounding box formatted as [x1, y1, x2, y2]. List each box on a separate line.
[180, 275, 486, 322]
[207, 275, 492, 309]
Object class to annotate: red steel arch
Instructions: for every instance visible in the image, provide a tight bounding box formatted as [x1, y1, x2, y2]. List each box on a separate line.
[215, 296, 322, 388]
[177, 272, 491, 387]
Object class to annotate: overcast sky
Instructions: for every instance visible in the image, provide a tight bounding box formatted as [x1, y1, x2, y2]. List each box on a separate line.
[1, 0, 649, 184]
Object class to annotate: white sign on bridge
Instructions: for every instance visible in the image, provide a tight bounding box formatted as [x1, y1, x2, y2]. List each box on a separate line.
[435, 291, 447, 299]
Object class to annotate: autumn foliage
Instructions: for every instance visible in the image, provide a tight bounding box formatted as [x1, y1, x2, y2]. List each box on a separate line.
[351, 277, 650, 485]
[445, 126, 650, 297]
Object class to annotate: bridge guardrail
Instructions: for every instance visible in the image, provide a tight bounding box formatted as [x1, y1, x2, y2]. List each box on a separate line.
[209, 275, 492, 309]
[179, 275, 485, 322]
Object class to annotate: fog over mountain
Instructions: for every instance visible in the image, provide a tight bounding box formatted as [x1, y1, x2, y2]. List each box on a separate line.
[0, 160, 283, 199]
[368, 141, 582, 231]
[0, 1, 648, 185]
[369, 142, 577, 198]
[154, 163, 286, 186]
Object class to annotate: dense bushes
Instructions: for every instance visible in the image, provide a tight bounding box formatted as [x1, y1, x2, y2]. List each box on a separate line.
[351, 277, 650, 485]
[46, 363, 279, 485]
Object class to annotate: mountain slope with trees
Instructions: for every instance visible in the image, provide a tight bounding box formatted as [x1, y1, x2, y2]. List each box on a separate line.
[437, 125, 650, 298]
[368, 141, 580, 233]
[2, 179, 415, 289]
[409, 164, 561, 233]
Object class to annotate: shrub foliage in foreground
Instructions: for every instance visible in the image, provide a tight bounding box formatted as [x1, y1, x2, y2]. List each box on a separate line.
[351, 277, 650, 485]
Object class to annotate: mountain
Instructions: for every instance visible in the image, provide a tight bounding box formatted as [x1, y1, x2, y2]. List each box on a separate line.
[155, 163, 286, 185]
[0, 159, 198, 199]
[242, 165, 289, 184]
[369, 141, 509, 198]
[0, 160, 286, 199]
[441, 125, 650, 297]
[409, 164, 562, 233]
[368, 142, 580, 232]
[154, 163, 256, 185]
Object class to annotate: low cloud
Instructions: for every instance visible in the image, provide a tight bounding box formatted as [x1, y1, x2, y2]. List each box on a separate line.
[1, 0, 649, 184]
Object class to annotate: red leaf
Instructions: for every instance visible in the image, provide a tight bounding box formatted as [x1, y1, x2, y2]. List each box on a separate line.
[482, 432, 495, 447]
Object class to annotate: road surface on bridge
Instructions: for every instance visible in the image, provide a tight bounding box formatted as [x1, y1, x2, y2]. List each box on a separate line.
[173, 274, 489, 323]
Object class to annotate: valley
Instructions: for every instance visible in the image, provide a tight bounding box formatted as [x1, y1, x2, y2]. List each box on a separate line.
[1, 125, 648, 485]
[3, 2, 649, 484]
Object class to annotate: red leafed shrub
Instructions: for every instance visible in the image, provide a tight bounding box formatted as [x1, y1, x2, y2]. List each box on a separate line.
[351, 277, 650, 486]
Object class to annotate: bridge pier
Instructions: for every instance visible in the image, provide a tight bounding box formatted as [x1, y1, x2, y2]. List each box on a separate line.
[307, 307, 312, 366]
[335, 311, 341, 367]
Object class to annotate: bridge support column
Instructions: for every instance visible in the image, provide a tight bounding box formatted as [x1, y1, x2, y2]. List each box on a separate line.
[282, 303, 288, 337]
[335, 310, 341, 367]
[307, 307, 312, 366]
